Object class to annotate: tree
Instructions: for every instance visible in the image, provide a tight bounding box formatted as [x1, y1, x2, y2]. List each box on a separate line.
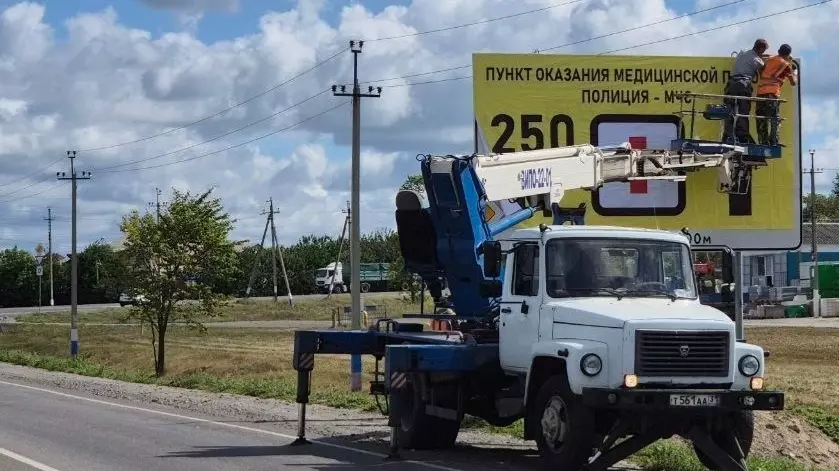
[0, 248, 37, 307]
[120, 188, 238, 376]
[400, 174, 425, 193]
[802, 193, 839, 222]
[833, 173, 839, 199]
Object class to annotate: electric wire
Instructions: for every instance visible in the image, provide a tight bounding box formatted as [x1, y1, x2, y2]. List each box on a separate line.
[95, 89, 330, 171]
[75, 47, 349, 153]
[0, 182, 64, 204]
[0, 156, 65, 190]
[67, 1, 596, 154]
[55, 0, 754, 173]
[0, 177, 55, 200]
[365, 0, 589, 42]
[371, 0, 832, 88]
[101, 100, 350, 173]
[359, 0, 747, 86]
[599, 0, 834, 55]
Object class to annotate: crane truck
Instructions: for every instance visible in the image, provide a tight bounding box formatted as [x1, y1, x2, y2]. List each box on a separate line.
[292, 134, 785, 471]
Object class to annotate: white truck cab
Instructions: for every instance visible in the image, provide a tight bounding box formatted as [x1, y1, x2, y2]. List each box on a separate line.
[482, 224, 776, 470]
[315, 262, 345, 294]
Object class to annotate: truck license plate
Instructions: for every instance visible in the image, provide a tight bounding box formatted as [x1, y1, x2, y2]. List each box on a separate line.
[669, 394, 720, 407]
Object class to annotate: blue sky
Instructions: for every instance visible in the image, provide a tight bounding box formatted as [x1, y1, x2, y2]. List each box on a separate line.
[0, 0, 835, 253]
[25, 0, 831, 184]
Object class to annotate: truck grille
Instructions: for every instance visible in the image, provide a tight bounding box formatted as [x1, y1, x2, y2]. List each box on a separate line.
[635, 330, 730, 377]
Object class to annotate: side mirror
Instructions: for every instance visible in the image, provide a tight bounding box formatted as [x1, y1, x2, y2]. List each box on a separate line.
[478, 280, 503, 298]
[720, 249, 734, 283]
[482, 241, 502, 278]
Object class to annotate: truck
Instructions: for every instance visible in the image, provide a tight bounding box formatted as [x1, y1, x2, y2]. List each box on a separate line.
[292, 109, 785, 471]
[315, 262, 391, 294]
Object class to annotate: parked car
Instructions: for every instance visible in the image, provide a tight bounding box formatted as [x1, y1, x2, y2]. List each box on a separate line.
[119, 293, 148, 307]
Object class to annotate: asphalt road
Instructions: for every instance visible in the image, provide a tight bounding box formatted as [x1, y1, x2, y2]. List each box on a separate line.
[0, 378, 464, 471]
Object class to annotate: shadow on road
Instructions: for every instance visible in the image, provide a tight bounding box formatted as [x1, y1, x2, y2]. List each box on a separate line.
[159, 432, 637, 471]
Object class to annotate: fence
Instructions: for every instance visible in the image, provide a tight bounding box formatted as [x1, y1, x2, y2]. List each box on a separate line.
[331, 304, 388, 328]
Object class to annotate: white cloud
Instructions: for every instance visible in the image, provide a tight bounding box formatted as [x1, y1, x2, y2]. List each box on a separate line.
[0, 0, 836, 253]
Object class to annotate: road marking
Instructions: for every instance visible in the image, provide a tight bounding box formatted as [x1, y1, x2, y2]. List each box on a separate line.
[0, 379, 462, 471]
[0, 448, 62, 471]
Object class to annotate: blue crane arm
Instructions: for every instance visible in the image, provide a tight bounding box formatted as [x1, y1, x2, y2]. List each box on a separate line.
[394, 155, 538, 320]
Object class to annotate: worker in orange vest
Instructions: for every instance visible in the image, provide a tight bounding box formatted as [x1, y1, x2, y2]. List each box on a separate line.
[756, 44, 797, 146]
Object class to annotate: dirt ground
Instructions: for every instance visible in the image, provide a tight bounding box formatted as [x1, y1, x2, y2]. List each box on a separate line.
[751, 411, 839, 469]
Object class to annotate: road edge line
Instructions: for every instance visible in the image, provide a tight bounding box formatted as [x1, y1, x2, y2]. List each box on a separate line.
[0, 447, 63, 471]
[0, 378, 462, 471]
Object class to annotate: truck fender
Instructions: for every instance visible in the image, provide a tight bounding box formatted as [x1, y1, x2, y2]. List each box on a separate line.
[524, 340, 610, 405]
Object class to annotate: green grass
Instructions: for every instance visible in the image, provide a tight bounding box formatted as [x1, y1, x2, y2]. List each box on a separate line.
[0, 348, 834, 471]
[2, 319, 839, 470]
[790, 405, 839, 443]
[15, 293, 428, 325]
[634, 442, 835, 471]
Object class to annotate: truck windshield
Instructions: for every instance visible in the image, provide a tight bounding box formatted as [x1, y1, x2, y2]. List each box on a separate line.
[316, 269, 333, 278]
[545, 238, 697, 299]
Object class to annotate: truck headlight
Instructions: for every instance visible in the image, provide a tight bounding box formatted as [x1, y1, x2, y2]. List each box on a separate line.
[738, 355, 760, 377]
[580, 354, 602, 377]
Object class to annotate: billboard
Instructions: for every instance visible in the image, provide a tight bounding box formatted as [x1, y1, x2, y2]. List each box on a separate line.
[472, 53, 801, 250]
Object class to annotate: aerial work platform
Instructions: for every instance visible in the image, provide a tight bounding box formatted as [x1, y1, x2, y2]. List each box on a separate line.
[671, 92, 786, 161]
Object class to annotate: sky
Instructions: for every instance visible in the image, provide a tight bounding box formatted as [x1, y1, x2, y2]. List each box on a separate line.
[0, 0, 836, 255]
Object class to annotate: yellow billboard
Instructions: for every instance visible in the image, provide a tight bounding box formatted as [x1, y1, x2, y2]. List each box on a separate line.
[473, 53, 801, 250]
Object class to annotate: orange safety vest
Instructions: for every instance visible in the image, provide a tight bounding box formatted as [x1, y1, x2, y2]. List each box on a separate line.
[757, 56, 794, 96]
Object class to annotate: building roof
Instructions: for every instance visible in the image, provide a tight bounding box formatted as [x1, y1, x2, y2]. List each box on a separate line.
[802, 222, 839, 246]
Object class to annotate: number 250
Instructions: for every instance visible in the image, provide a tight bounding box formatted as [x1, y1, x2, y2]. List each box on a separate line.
[490, 113, 574, 153]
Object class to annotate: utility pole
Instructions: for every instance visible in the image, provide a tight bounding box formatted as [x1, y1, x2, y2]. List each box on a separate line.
[245, 199, 293, 307]
[267, 199, 279, 302]
[267, 198, 294, 307]
[148, 187, 169, 221]
[44, 207, 55, 306]
[245, 208, 271, 298]
[57, 150, 90, 358]
[807, 150, 823, 317]
[326, 201, 350, 299]
[332, 41, 380, 392]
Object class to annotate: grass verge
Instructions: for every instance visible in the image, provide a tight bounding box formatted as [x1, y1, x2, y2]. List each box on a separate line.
[0, 316, 838, 470]
[15, 293, 426, 324]
[634, 441, 832, 471]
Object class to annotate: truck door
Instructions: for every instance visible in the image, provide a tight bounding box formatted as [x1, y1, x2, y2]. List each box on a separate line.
[499, 242, 542, 372]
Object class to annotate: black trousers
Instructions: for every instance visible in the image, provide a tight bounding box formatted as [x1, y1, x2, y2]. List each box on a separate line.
[722, 78, 755, 144]
[756, 93, 781, 146]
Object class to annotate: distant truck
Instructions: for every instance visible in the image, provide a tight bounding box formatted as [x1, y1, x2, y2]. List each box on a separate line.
[315, 262, 390, 294]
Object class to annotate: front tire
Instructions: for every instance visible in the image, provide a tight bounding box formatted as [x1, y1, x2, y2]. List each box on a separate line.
[532, 375, 596, 471]
[693, 410, 754, 470]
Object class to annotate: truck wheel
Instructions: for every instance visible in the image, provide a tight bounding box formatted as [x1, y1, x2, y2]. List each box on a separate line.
[693, 411, 754, 470]
[361, 282, 370, 293]
[397, 375, 461, 450]
[531, 375, 596, 471]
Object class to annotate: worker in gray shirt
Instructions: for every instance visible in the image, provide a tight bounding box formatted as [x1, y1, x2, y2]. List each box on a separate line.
[722, 39, 768, 145]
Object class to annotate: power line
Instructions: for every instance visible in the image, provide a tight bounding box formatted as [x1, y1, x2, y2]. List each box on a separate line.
[101, 100, 350, 173]
[0, 182, 64, 204]
[600, 0, 834, 55]
[76, 47, 349, 153]
[0, 177, 54, 200]
[361, 0, 817, 88]
[540, 0, 748, 52]
[366, 0, 589, 42]
[0, 156, 65, 190]
[95, 90, 330, 171]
